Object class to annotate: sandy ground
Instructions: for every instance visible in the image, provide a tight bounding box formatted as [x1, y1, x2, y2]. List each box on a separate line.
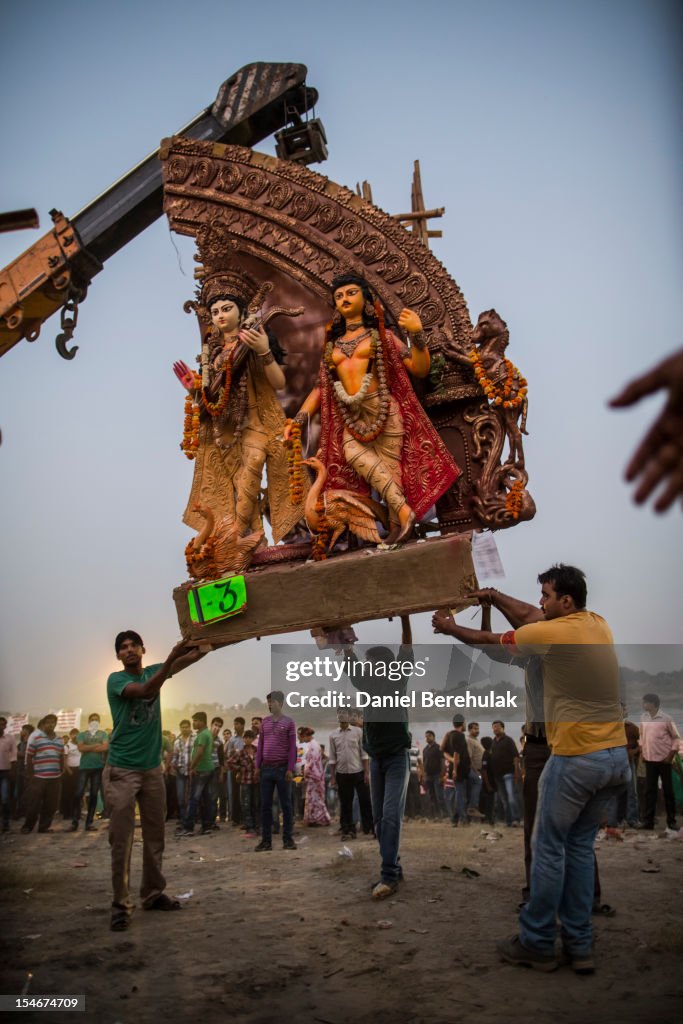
[1, 819, 682, 1024]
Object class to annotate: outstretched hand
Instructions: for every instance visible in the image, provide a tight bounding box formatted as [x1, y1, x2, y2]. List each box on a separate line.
[609, 348, 683, 512]
[467, 588, 497, 607]
[166, 637, 205, 672]
[173, 360, 197, 391]
[432, 608, 455, 635]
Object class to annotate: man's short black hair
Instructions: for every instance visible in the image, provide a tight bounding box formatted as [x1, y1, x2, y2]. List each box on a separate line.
[366, 646, 395, 666]
[425, 730, 435, 737]
[537, 564, 587, 609]
[468, 721, 479, 731]
[192, 711, 208, 724]
[179, 719, 191, 728]
[234, 716, 245, 726]
[211, 717, 224, 727]
[115, 630, 143, 654]
[452, 714, 466, 727]
[642, 693, 660, 709]
[267, 690, 285, 705]
[492, 719, 505, 729]
[243, 729, 255, 739]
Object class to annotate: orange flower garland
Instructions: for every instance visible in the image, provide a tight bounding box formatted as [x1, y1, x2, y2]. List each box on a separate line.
[201, 347, 235, 418]
[286, 421, 304, 505]
[470, 350, 527, 409]
[505, 480, 525, 520]
[180, 391, 200, 460]
[311, 496, 330, 560]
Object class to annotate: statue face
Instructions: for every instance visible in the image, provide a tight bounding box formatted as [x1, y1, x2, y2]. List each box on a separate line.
[333, 283, 365, 321]
[210, 298, 241, 333]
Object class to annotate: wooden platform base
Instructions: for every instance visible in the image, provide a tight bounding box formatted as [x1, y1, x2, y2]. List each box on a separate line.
[173, 534, 477, 650]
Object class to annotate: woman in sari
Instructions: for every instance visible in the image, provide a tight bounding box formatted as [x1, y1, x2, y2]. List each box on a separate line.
[302, 728, 331, 827]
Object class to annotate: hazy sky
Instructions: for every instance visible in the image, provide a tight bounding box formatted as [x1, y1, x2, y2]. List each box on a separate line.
[1, 0, 681, 718]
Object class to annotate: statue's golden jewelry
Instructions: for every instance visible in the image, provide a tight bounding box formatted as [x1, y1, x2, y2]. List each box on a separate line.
[325, 327, 390, 442]
[335, 329, 372, 358]
[410, 330, 427, 351]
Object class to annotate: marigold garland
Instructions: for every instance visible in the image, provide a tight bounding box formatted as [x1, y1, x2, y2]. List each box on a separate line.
[201, 347, 235, 417]
[505, 480, 525, 520]
[311, 496, 330, 560]
[286, 421, 304, 505]
[470, 350, 527, 409]
[180, 391, 201, 460]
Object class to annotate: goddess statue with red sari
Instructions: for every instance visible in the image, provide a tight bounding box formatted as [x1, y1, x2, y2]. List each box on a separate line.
[284, 273, 460, 544]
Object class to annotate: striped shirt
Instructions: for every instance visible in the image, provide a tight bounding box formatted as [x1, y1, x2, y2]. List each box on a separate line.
[171, 735, 193, 775]
[255, 715, 297, 772]
[26, 731, 64, 778]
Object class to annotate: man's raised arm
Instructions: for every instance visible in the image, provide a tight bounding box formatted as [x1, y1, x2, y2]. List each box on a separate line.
[120, 639, 205, 700]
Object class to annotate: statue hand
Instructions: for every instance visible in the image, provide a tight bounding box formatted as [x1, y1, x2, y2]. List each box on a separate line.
[240, 326, 269, 354]
[398, 308, 423, 334]
[173, 360, 196, 391]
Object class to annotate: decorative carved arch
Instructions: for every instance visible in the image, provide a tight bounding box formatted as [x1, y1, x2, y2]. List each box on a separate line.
[161, 137, 474, 358]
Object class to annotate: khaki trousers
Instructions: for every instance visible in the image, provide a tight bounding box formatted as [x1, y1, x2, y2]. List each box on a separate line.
[102, 764, 166, 910]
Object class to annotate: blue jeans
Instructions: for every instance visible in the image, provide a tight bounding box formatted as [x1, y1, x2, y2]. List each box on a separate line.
[175, 773, 189, 820]
[73, 768, 103, 827]
[496, 773, 521, 824]
[520, 746, 630, 956]
[240, 783, 258, 831]
[467, 768, 482, 812]
[259, 766, 293, 843]
[425, 775, 446, 817]
[183, 771, 213, 831]
[369, 751, 409, 885]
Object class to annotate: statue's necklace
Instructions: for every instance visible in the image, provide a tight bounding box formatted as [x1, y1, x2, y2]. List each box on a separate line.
[335, 329, 371, 358]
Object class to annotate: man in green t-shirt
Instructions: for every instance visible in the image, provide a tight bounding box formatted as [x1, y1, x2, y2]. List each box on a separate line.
[177, 711, 215, 836]
[71, 712, 109, 832]
[103, 629, 204, 931]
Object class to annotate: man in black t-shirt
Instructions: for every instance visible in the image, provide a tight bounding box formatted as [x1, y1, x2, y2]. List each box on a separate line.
[489, 721, 521, 826]
[422, 731, 446, 818]
[441, 715, 471, 826]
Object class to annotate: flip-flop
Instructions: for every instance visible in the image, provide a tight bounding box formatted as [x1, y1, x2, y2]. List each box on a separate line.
[145, 893, 181, 911]
[110, 910, 131, 931]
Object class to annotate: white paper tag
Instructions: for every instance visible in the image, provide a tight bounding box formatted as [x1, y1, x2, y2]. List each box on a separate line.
[471, 531, 505, 580]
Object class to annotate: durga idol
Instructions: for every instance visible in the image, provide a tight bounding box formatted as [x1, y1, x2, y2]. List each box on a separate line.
[284, 273, 460, 543]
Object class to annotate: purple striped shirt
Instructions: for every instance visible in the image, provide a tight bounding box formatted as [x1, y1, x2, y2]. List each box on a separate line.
[255, 715, 297, 772]
[27, 731, 64, 778]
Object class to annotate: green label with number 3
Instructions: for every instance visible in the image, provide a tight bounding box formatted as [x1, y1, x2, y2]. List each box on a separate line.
[188, 575, 247, 624]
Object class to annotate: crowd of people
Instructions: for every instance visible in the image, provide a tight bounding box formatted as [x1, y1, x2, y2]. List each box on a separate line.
[2, 694, 680, 844]
[2, 579, 682, 974]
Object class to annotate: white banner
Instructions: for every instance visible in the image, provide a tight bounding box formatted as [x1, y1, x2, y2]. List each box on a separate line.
[6, 713, 29, 735]
[53, 708, 82, 733]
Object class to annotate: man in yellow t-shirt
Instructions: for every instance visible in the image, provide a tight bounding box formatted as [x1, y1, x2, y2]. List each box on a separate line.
[433, 563, 630, 974]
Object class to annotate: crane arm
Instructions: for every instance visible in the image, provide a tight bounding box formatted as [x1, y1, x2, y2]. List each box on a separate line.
[0, 62, 319, 360]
